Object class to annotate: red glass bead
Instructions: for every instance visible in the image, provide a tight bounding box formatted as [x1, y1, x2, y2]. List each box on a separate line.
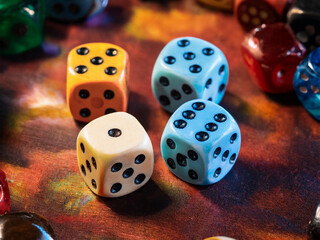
[242, 23, 307, 93]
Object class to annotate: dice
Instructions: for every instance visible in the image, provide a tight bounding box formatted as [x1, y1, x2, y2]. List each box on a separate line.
[161, 100, 241, 185]
[287, 0, 320, 52]
[46, 0, 108, 22]
[152, 37, 229, 113]
[0, 0, 45, 55]
[77, 112, 154, 198]
[293, 47, 320, 120]
[235, 0, 294, 32]
[242, 23, 306, 93]
[0, 212, 56, 239]
[67, 43, 129, 123]
[307, 202, 320, 240]
[197, 0, 234, 12]
[0, 169, 9, 215]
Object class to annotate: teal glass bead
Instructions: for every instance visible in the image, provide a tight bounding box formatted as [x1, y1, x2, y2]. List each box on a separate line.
[0, 0, 45, 55]
[161, 99, 241, 185]
[152, 37, 229, 113]
[293, 47, 320, 120]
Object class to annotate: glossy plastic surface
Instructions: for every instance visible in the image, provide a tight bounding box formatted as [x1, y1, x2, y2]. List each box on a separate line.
[0, 0, 45, 55]
[0, 212, 55, 239]
[293, 47, 320, 120]
[242, 23, 306, 93]
[152, 37, 229, 113]
[77, 112, 154, 198]
[161, 99, 241, 185]
[66, 43, 129, 123]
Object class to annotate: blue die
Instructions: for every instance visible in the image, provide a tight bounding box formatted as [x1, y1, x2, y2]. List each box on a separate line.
[293, 47, 320, 120]
[46, 0, 108, 22]
[152, 37, 229, 113]
[160, 99, 241, 185]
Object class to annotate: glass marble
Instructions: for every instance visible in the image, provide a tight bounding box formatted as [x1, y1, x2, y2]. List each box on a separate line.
[0, 212, 56, 239]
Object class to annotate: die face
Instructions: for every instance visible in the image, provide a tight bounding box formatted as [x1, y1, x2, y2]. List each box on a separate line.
[161, 100, 241, 185]
[46, 0, 93, 22]
[307, 202, 320, 240]
[69, 82, 125, 122]
[77, 112, 154, 197]
[161, 135, 206, 185]
[242, 23, 306, 93]
[242, 48, 265, 91]
[0, 0, 45, 55]
[197, 0, 234, 11]
[67, 43, 129, 123]
[0, 169, 10, 215]
[235, 0, 279, 32]
[77, 135, 103, 195]
[288, 15, 320, 52]
[0, 212, 56, 239]
[288, 0, 320, 52]
[293, 48, 320, 120]
[152, 72, 199, 113]
[102, 140, 153, 197]
[152, 37, 229, 113]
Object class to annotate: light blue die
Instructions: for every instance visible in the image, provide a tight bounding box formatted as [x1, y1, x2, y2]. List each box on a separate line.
[46, 0, 108, 22]
[152, 37, 229, 113]
[161, 99, 241, 185]
[293, 47, 320, 120]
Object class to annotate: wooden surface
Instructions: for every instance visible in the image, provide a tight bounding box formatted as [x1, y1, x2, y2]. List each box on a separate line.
[0, 1, 319, 239]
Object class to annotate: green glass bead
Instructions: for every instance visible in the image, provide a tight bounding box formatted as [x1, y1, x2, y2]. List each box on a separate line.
[0, 0, 45, 55]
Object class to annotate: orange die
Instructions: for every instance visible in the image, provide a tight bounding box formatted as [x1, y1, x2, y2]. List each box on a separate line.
[67, 43, 129, 123]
